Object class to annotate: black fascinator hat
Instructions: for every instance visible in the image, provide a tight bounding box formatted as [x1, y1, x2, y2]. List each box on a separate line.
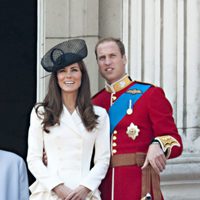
[41, 39, 88, 72]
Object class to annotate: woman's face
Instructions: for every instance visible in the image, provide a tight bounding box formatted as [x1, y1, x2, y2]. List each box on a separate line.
[57, 63, 82, 95]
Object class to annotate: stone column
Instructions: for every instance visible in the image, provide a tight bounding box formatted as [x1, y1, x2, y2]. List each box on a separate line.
[122, 0, 200, 199]
[37, 0, 99, 101]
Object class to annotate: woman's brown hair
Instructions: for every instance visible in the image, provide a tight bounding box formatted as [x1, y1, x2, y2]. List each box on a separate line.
[36, 61, 98, 133]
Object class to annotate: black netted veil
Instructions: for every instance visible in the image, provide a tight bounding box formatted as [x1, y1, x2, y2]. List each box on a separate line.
[41, 39, 88, 72]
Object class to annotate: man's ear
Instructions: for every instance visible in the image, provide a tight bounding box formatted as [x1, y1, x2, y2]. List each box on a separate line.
[123, 55, 127, 65]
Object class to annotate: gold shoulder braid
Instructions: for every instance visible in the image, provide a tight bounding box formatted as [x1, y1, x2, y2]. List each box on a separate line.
[135, 80, 156, 87]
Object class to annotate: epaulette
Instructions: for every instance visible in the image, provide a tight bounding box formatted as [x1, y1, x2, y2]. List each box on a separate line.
[91, 88, 105, 99]
[134, 80, 156, 87]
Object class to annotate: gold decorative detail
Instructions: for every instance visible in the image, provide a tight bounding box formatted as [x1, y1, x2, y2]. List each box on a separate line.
[112, 149, 117, 154]
[126, 123, 140, 140]
[154, 135, 181, 158]
[126, 89, 142, 95]
[113, 130, 118, 134]
[119, 81, 126, 88]
[113, 136, 117, 140]
[105, 74, 132, 93]
[112, 96, 117, 100]
[112, 142, 117, 147]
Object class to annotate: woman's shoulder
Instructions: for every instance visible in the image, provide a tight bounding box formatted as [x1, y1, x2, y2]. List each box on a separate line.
[93, 105, 107, 116]
[35, 104, 45, 111]
[30, 104, 45, 119]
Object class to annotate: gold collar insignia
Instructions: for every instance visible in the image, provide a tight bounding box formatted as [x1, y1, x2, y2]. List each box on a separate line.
[105, 74, 132, 93]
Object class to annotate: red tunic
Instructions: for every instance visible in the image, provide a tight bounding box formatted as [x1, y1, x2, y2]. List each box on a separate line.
[92, 81, 183, 200]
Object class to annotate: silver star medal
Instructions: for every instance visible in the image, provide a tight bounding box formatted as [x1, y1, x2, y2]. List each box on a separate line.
[126, 122, 140, 140]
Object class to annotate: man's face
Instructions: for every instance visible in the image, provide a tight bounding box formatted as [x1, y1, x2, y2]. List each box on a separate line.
[96, 41, 127, 84]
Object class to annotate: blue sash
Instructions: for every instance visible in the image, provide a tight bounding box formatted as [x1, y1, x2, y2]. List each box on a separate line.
[108, 83, 151, 134]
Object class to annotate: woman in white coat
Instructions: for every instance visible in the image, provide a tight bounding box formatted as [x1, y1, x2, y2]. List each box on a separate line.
[27, 39, 110, 200]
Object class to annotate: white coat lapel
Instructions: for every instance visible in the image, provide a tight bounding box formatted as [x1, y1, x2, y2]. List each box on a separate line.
[60, 106, 82, 137]
[71, 110, 86, 133]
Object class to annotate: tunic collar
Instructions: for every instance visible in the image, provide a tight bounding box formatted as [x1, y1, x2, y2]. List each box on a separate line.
[105, 74, 132, 93]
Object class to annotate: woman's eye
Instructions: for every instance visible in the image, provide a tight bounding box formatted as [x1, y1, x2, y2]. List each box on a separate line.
[58, 69, 65, 73]
[71, 68, 79, 72]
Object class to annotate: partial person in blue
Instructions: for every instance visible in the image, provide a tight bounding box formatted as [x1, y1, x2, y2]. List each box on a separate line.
[0, 150, 29, 200]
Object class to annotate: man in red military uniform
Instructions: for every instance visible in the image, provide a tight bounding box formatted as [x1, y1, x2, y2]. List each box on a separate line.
[92, 37, 183, 200]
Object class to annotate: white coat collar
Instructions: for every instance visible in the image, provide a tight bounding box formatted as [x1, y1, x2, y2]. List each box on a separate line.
[60, 105, 84, 137]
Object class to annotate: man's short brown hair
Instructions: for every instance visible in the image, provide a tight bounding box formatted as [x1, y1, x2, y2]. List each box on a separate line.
[95, 37, 125, 59]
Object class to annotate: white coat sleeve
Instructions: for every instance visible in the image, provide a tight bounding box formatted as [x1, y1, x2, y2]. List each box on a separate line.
[80, 108, 110, 191]
[26, 107, 64, 191]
